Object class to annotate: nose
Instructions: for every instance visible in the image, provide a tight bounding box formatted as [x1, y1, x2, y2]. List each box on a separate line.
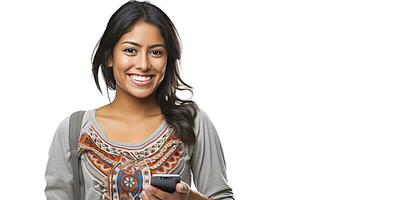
[136, 52, 151, 71]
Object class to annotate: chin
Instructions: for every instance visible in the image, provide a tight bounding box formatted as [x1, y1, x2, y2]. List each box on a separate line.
[131, 90, 155, 99]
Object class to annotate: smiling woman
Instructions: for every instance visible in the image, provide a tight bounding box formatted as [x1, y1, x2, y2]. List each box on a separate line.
[44, 1, 234, 200]
[108, 20, 168, 101]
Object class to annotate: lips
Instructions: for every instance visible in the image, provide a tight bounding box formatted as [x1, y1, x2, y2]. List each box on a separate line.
[127, 74, 153, 87]
[127, 73, 154, 77]
[129, 74, 153, 81]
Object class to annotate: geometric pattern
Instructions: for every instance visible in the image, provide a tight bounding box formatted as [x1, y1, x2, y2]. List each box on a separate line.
[77, 124, 184, 200]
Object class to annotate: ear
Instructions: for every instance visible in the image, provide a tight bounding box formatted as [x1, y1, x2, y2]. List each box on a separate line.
[107, 57, 113, 68]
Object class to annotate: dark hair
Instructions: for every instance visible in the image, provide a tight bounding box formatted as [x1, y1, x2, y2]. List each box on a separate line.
[91, 0, 198, 143]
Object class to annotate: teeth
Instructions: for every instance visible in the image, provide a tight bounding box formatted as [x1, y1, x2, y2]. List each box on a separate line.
[130, 75, 152, 82]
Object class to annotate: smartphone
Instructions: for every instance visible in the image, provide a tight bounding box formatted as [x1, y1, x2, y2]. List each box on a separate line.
[150, 174, 181, 193]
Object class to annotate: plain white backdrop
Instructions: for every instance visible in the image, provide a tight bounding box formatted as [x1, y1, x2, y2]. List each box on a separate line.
[0, 0, 411, 199]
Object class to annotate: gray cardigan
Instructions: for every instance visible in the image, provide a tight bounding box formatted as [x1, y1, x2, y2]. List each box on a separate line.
[45, 108, 234, 200]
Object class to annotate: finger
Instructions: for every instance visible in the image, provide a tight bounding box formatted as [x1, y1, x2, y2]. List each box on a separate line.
[176, 181, 190, 194]
[141, 190, 147, 200]
[146, 185, 170, 199]
[143, 189, 161, 200]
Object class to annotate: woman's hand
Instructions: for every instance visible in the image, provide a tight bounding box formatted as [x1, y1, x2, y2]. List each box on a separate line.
[142, 181, 191, 200]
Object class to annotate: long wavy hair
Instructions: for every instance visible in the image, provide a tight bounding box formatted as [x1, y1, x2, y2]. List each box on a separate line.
[91, 0, 198, 143]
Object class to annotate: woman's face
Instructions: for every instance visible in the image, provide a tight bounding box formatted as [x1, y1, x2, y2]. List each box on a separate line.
[108, 20, 167, 99]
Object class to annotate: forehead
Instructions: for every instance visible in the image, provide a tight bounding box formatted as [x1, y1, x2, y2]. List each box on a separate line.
[118, 20, 165, 45]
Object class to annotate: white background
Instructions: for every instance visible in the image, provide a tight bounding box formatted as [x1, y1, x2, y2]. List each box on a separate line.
[0, 0, 411, 199]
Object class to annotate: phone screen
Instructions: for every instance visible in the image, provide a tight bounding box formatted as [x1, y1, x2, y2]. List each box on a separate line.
[150, 174, 181, 193]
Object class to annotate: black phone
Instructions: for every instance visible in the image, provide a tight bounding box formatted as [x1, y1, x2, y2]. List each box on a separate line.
[150, 174, 181, 193]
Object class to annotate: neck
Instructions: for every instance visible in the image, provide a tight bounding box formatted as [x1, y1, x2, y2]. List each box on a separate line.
[107, 87, 161, 121]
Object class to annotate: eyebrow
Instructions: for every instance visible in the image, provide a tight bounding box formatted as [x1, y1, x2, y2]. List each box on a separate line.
[121, 41, 166, 49]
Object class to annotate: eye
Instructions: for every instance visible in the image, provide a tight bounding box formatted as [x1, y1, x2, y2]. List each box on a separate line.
[150, 50, 164, 57]
[124, 48, 137, 55]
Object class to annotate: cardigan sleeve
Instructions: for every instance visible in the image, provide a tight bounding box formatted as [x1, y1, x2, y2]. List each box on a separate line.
[190, 108, 235, 200]
[44, 115, 74, 200]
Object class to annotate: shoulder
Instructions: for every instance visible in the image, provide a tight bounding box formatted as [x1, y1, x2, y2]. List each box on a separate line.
[53, 109, 93, 141]
[60, 109, 92, 128]
[194, 107, 211, 124]
[192, 106, 218, 138]
[54, 112, 73, 135]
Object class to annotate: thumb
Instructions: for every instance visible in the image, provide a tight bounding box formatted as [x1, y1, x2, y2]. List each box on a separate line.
[176, 181, 190, 194]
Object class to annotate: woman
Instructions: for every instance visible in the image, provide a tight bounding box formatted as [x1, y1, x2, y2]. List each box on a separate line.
[44, 1, 234, 200]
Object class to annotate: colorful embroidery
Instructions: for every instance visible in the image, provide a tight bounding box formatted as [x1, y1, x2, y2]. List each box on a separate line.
[78, 124, 184, 200]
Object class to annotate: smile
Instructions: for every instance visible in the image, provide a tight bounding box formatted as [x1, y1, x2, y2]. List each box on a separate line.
[128, 74, 153, 87]
[129, 74, 153, 81]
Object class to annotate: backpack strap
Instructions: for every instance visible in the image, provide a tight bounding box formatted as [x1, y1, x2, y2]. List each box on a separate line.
[69, 110, 86, 200]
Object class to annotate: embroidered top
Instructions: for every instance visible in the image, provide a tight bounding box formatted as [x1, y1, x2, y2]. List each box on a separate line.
[45, 108, 234, 200]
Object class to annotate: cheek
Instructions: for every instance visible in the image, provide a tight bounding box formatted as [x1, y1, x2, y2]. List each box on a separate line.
[113, 61, 132, 82]
[117, 57, 133, 69]
[154, 59, 167, 80]
[113, 49, 133, 68]
[159, 73, 165, 83]
[156, 67, 166, 83]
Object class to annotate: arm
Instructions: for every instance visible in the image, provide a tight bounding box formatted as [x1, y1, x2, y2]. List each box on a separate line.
[44, 116, 74, 200]
[190, 109, 234, 200]
[142, 108, 234, 200]
[186, 189, 211, 200]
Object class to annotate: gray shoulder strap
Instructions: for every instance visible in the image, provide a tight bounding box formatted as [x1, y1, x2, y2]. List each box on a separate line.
[69, 110, 86, 200]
